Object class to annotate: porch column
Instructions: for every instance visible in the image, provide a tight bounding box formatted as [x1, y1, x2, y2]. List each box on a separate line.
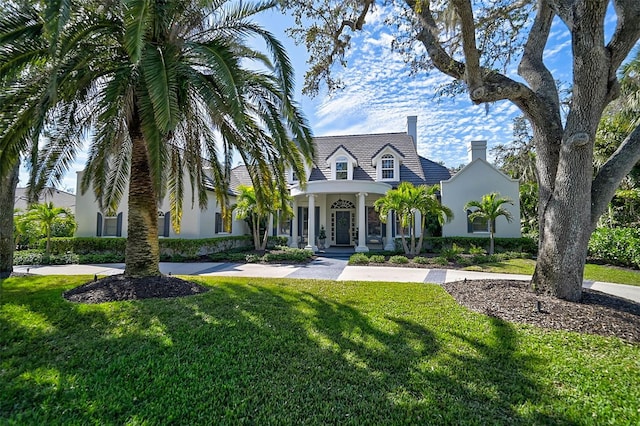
[290, 199, 298, 248]
[384, 210, 395, 251]
[356, 192, 369, 253]
[305, 194, 318, 252]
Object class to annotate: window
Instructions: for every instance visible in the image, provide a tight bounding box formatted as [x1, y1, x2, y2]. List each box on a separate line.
[381, 154, 395, 179]
[97, 212, 122, 237]
[104, 217, 118, 236]
[336, 156, 348, 180]
[467, 210, 492, 233]
[215, 211, 232, 234]
[367, 207, 382, 243]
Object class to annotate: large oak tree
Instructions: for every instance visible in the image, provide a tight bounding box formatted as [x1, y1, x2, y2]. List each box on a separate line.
[282, 0, 640, 301]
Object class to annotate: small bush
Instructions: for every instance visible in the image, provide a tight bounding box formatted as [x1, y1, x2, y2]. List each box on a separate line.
[368, 254, 386, 263]
[245, 254, 261, 263]
[262, 248, 313, 263]
[433, 256, 449, 266]
[469, 244, 486, 256]
[440, 244, 464, 262]
[412, 256, 430, 264]
[389, 255, 409, 264]
[349, 253, 370, 265]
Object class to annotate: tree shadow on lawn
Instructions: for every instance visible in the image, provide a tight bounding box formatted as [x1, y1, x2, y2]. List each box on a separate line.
[1, 276, 569, 424]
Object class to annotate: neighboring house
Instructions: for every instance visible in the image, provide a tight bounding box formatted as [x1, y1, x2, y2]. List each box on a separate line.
[74, 117, 520, 250]
[440, 140, 521, 238]
[15, 187, 76, 212]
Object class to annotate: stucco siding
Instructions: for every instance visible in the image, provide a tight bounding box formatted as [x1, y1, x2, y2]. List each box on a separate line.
[440, 160, 521, 238]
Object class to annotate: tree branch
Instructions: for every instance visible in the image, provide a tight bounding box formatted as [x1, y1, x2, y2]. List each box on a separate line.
[591, 123, 640, 228]
[518, 0, 560, 112]
[451, 0, 482, 92]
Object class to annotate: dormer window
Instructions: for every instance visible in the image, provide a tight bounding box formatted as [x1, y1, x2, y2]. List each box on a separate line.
[336, 156, 348, 180]
[381, 154, 395, 179]
[291, 170, 298, 182]
[372, 146, 402, 181]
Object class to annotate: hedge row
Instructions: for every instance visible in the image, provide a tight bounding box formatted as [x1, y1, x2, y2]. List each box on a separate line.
[588, 227, 640, 269]
[39, 235, 289, 259]
[420, 236, 538, 254]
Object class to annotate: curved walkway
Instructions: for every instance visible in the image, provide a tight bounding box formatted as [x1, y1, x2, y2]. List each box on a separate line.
[12, 257, 640, 303]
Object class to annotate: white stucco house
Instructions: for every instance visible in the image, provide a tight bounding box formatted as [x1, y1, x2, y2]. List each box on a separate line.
[441, 140, 521, 238]
[74, 117, 520, 251]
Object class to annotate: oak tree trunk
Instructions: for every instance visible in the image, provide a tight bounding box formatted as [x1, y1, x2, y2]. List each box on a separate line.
[125, 117, 161, 278]
[0, 162, 19, 278]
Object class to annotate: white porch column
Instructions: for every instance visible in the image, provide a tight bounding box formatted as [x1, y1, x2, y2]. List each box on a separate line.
[305, 194, 318, 252]
[384, 210, 395, 251]
[290, 199, 298, 248]
[414, 210, 422, 237]
[356, 192, 369, 253]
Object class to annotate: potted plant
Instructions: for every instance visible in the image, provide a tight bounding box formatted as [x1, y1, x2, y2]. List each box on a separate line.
[318, 225, 327, 249]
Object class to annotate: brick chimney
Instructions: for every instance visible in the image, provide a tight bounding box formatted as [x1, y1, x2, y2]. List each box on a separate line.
[468, 140, 487, 162]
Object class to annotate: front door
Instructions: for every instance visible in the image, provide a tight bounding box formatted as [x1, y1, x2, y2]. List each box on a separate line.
[336, 211, 351, 245]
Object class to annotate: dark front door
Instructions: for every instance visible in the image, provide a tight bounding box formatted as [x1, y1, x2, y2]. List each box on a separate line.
[336, 211, 351, 245]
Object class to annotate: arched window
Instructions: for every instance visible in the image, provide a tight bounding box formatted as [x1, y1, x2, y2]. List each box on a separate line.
[381, 154, 395, 179]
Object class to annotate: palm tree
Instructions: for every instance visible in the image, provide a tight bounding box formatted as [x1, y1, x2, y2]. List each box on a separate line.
[464, 192, 514, 255]
[411, 184, 453, 255]
[0, 0, 314, 278]
[24, 202, 74, 256]
[375, 184, 412, 254]
[234, 184, 291, 251]
[375, 182, 453, 255]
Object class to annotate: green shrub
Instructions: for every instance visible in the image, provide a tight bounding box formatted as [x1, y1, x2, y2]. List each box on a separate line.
[78, 253, 124, 264]
[412, 256, 430, 264]
[588, 227, 640, 269]
[423, 236, 537, 254]
[245, 254, 262, 263]
[440, 244, 464, 262]
[368, 254, 386, 263]
[13, 250, 79, 265]
[468, 244, 486, 256]
[349, 253, 370, 265]
[262, 248, 313, 263]
[389, 255, 409, 264]
[433, 256, 449, 266]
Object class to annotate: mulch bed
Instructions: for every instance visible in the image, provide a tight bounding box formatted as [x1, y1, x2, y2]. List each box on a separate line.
[443, 279, 640, 343]
[63, 275, 209, 304]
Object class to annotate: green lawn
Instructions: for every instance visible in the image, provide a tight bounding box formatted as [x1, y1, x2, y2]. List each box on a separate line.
[464, 259, 640, 286]
[2, 275, 639, 424]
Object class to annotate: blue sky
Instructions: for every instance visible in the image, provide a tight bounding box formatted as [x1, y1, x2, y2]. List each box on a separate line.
[26, 3, 625, 193]
[253, 6, 574, 168]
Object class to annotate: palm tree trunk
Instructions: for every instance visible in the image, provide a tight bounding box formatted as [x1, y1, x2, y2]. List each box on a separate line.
[124, 120, 161, 278]
[0, 162, 19, 278]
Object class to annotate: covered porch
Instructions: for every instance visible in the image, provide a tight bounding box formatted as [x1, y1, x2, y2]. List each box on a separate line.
[283, 180, 420, 253]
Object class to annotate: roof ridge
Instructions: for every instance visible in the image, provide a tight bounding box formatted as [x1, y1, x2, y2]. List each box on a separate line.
[314, 132, 407, 139]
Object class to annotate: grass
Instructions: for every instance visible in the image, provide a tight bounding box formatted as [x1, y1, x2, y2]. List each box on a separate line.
[463, 259, 640, 286]
[2, 275, 639, 424]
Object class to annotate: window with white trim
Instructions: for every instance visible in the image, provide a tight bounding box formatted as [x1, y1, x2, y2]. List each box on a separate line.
[381, 154, 395, 179]
[336, 156, 348, 180]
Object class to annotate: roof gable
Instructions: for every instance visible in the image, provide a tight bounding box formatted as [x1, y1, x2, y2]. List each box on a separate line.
[443, 158, 517, 184]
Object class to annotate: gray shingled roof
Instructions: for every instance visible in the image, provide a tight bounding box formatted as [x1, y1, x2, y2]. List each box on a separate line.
[227, 132, 451, 191]
[311, 132, 450, 187]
